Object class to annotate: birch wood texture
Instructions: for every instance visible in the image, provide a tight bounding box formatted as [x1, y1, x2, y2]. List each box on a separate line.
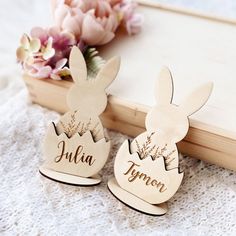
[108, 67, 212, 215]
[24, 2, 236, 170]
[39, 46, 120, 185]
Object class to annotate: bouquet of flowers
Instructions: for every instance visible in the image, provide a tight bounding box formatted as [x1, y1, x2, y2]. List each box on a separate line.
[16, 0, 143, 80]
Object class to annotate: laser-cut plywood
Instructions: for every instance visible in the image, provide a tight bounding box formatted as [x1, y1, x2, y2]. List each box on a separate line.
[108, 67, 213, 215]
[39, 46, 120, 186]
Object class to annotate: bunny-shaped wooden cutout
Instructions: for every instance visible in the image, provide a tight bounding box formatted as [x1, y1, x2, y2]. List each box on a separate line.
[39, 46, 120, 186]
[108, 67, 213, 215]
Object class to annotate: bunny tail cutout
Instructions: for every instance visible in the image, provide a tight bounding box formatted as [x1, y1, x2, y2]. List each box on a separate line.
[69, 46, 87, 83]
[180, 82, 213, 116]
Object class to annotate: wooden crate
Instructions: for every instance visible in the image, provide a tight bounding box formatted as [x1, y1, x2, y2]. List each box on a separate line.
[23, 0, 236, 171]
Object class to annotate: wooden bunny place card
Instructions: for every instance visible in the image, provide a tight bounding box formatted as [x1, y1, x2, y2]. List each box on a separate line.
[108, 67, 213, 216]
[39, 46, 120, 186]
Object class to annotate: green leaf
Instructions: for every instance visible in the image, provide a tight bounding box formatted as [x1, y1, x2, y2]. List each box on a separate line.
[83, 47, 105, 79]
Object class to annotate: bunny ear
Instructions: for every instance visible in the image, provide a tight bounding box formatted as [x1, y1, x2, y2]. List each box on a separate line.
[180, 82, 213, 116]
[69, 46, 87, 84]
[96, 56, 120, 89]
[155, 67, 174, 105]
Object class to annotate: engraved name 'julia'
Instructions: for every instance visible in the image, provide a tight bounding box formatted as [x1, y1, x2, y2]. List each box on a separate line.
[124, 161, 167, 193]
[54, 141, 95, 166]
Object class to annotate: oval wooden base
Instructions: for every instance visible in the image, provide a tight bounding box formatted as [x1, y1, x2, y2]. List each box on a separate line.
[107, 178, 168, 216]
[39, 166, 101, 186]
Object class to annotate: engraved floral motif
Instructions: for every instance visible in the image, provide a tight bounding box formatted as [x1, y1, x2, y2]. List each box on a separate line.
[59, 111, 101, 139]
[134, 133, 176, 166]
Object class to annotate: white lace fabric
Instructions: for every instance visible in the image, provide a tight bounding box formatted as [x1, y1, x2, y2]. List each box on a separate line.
[0, 89, 236, 235]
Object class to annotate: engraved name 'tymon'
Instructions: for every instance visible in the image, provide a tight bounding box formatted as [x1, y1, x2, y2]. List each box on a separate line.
[124, 161, 167, 193]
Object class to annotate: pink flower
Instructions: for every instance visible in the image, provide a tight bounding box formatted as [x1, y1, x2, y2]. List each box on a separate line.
[53, 4, 84, 38]
[24, 57, 69, 80]
[120, 0, 143, 35]
[124, 12, 143, 35]
[108, 0, 123, 7]
[81, 9, 118, 45]
[17, 26, 77, 80]
[16, 34, 41, 65]
[17, 0, 143, 80]
[50, 58, 70, 80]
[51, 0, 120, 45]
[30, 26, 76, 62]
[24, 61, 52, 79]
[51, 0, 142, 45]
